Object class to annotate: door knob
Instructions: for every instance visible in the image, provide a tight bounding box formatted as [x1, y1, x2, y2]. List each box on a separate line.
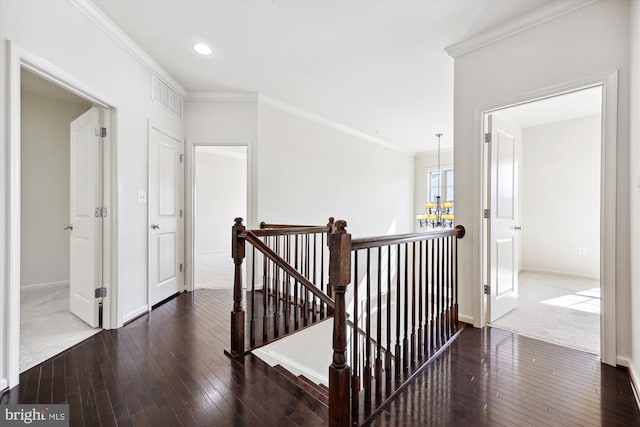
[151, 224, 160, 230]
[513, 226, 522, 230]
[63, 224, 73, 231]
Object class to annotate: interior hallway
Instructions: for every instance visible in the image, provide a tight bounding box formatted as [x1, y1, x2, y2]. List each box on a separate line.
[4, 289, 638, 426]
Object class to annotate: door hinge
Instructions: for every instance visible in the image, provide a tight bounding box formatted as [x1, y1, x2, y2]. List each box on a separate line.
[95, 207, 108, 218]
[179, 209, 183, 218]
[179, 154, 184, 163]
[484, 133, 491, 143]
[95, 127, 107, 138]
[483, 209, 490, 219]
[179, 263, 184, 272]
[484, 284, 490, 295]
[95, 287, 107, 298]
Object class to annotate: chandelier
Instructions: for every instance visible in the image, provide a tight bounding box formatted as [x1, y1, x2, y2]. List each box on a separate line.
[416, 133, 454, 229]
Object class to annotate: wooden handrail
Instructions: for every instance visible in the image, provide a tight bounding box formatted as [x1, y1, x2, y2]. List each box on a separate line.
[245, 226, 330, 237]
[245, 232, 335, 309]
[260, 217, 334, 230]
[351, 225, 465, 250]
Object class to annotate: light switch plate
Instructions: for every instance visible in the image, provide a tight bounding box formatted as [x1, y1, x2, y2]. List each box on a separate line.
[138, 191, 147, 204]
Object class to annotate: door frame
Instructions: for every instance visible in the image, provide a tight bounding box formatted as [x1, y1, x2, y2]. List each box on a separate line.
[185, 140, 255, 292]
[3, 41, 120, 387]
[478, 71, 618, 365]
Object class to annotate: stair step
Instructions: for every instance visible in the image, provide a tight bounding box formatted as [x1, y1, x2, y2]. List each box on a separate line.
[298, 375, 329, 398]
[273, 365, 329, 407]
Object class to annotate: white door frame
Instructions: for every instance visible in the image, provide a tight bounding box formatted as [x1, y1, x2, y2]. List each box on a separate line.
[184, 139, 255, 292]
[477, 71, 618, 366]
[3, 41, 120, 387]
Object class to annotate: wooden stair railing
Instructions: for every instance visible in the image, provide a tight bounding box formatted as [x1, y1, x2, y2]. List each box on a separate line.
[228, 217, 336, 357]
[329, 220, 466, 426]
[228, 217, 466, 426]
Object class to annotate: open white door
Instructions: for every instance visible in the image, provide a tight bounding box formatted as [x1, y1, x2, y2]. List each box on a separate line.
[487, 114, 521, 322]
[69, 107, 102, 327]
[149, 127, 184, 306]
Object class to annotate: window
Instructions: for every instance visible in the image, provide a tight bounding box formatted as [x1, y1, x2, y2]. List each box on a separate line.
[428, 168, 454, 204]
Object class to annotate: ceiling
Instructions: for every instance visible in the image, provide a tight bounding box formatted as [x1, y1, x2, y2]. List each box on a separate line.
[93, 0, 556, 153]
[493, 86, 602, 129]
[21, 69, 92, 107]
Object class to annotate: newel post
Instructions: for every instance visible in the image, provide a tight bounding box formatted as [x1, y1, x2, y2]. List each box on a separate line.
[230, 217, 246, 356]
[328, 220, 352, 427]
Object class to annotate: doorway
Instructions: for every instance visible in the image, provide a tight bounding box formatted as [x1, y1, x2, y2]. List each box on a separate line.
[19, 69, 105, 371]
[484, 86, 602, 355]
[193, 146, 247, 289]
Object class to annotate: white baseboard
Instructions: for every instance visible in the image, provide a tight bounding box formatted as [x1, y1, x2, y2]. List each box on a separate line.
[253, 347, 328, 386]
[520, 267, 599, 280]
[617, 356, 640, 410]
[458, 313, 474, 326]
[123, 305, 149, 324]
[21, 280, 69, 290]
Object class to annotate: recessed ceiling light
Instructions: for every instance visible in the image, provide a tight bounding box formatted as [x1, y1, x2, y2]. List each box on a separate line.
[192, 43, 213, 56]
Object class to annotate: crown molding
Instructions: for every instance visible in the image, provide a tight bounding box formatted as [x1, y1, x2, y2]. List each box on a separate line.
[258, 95, 412, 155]
[186, 91, 259, 102]
[69, 0, 187, 97]
[445, 0, 599, 59]
[415, 146, 454, 158]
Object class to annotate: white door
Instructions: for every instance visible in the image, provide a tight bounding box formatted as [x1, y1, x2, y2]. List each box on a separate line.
[69, 107, 102, 327]
[149, 127, 184, 306]
[487, 114, 521, 322]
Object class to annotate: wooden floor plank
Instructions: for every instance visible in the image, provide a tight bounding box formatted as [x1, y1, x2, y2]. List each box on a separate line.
[3, 290, 638, 427]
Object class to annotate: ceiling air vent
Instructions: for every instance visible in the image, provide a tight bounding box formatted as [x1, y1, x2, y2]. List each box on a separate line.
[151, 74, 183, 119]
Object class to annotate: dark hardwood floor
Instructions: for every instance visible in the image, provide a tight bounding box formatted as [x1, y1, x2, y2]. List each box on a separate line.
[3, 289, 639, 426]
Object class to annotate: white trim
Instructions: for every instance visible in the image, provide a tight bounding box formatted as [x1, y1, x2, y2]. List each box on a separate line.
[68, 0, 186, 98]
[258, 94, 412, 155]
[4, 41, 121, 387]
[520, 267, 600, 281]
[187, 91, 259, 102]
[123, 305, 149, 324]
[0, 379, 7, 391]
[252, 347, 328, 387]
[458, 314, 474, 325]
[477, 71, 618, 366]
[20, 280, 70, 290]
[445, 0, 598, 59]
[618, 356, 640, 411]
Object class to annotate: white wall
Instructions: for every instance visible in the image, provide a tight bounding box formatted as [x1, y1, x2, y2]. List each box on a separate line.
[414, 148, 453, 232]
[20, 91, 90, 287]
[629, 0, 640, 398]
[0, 0, 184, 386]
[520, 115, 601, 278]
[453, 0, 630, 359]
[257, 102, 415, 237]
[194, 148, 247, 254]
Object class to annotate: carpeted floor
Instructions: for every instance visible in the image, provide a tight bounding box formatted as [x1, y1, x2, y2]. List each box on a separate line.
[195, 251, 235, 289]
[490, 271, 600, 355]
[20, 285, 100, 372]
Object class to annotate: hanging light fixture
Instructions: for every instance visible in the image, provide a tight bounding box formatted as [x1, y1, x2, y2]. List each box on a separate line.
[416, 133, 454, 229]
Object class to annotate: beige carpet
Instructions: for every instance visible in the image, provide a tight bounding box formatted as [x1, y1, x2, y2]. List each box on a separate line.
[195, 251, 235, 289]
[490, 271, 600, 355]
[20, 285, 100, 372]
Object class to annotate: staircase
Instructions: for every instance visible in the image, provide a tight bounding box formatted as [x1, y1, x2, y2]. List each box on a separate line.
[227, 217, 466, 426]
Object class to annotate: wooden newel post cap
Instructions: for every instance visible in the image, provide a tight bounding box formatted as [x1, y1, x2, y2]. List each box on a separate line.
[454, 225, 465, 238]
[335, 220, 347, 233]
[234, 217, 244, 226]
